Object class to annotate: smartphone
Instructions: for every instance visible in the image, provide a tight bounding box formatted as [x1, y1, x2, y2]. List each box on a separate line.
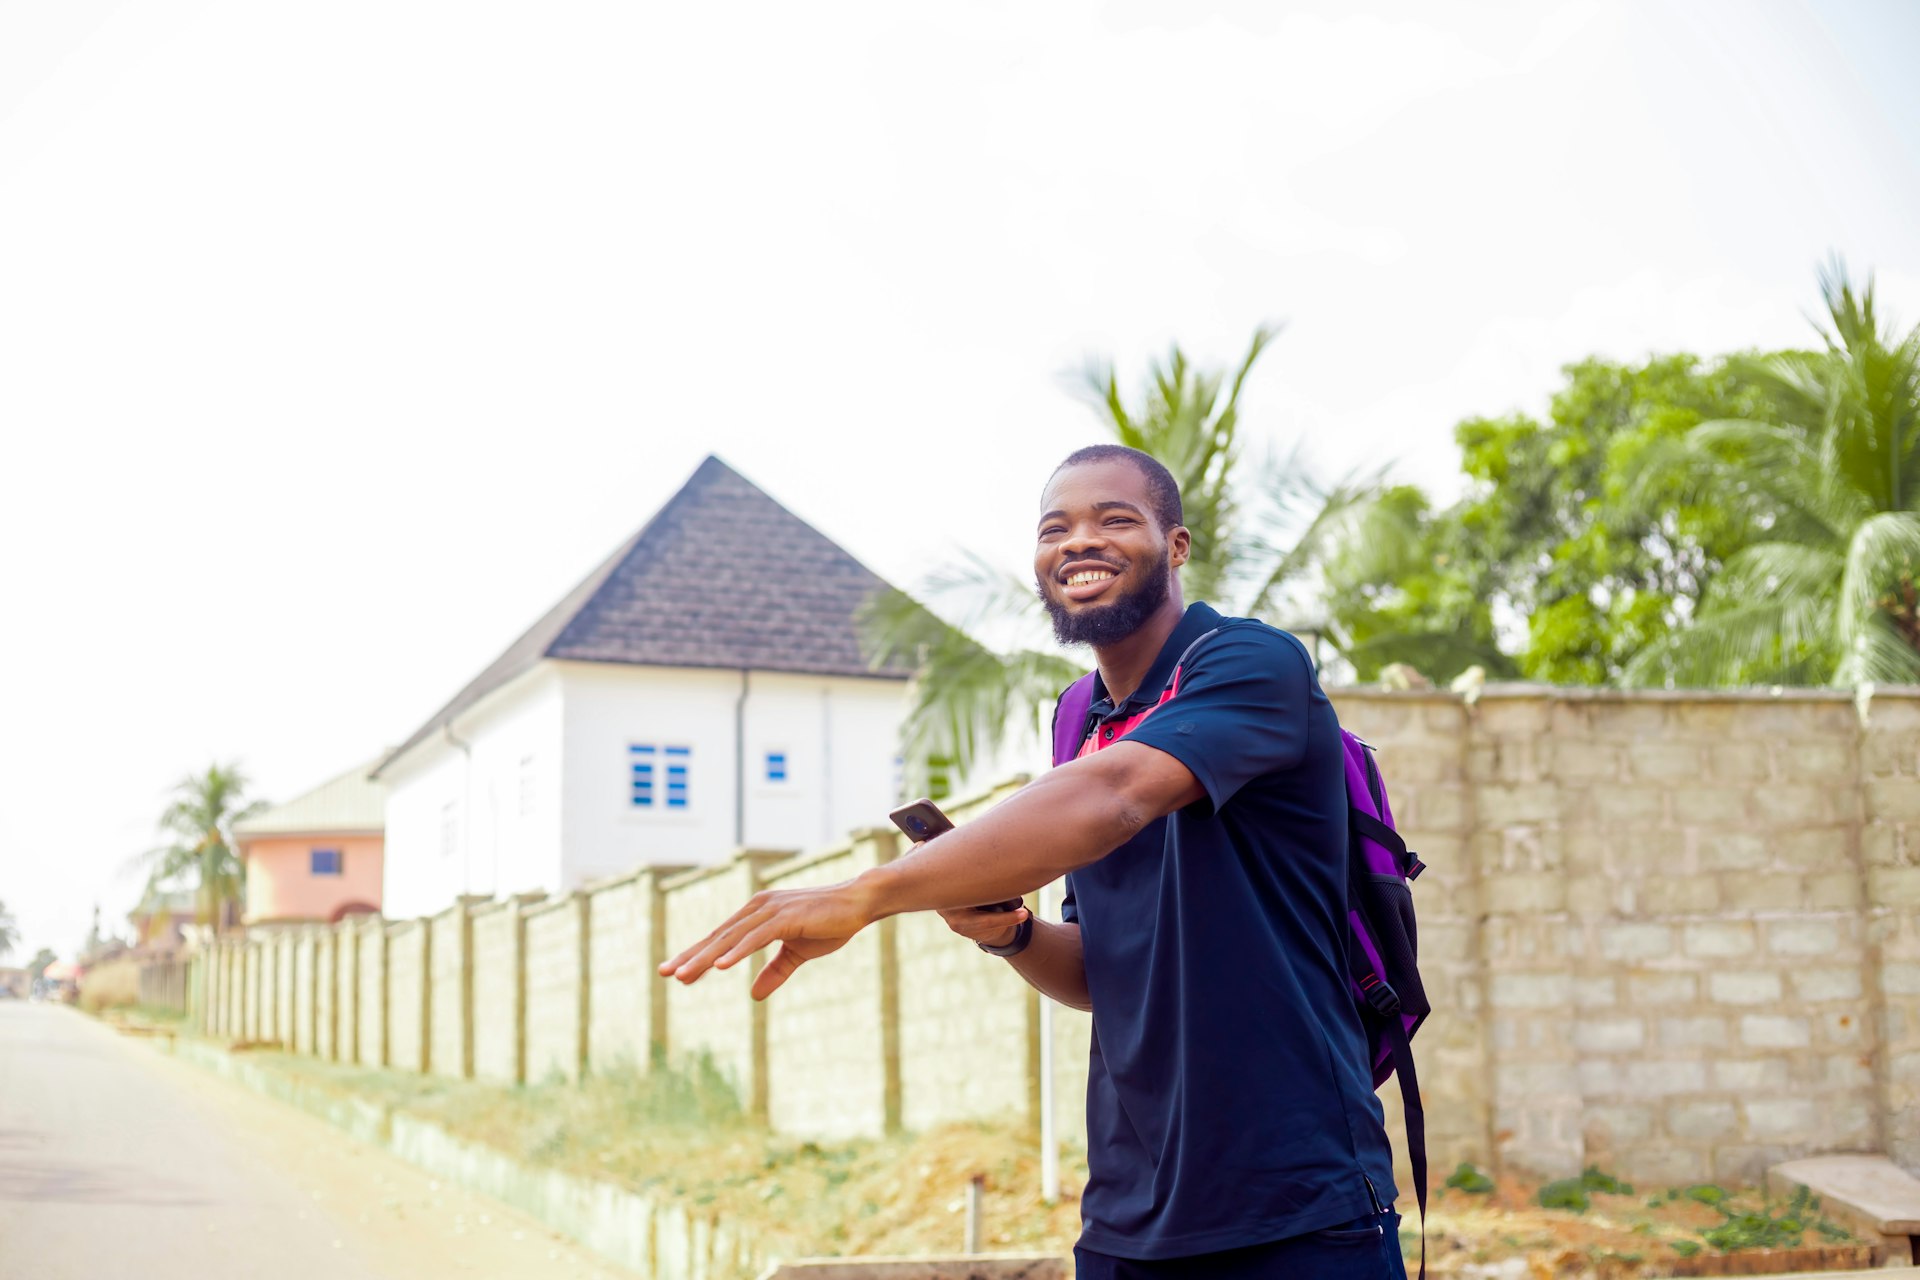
[887, 798, 1023, 913]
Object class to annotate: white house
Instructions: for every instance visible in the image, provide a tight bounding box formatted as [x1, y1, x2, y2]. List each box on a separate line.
[372, 456, 918, 920]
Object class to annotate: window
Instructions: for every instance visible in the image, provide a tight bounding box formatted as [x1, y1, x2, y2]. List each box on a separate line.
[764, 750, 788, 784]
[629, 744, 656, 807]
[630, 743, 691, 809]
[311, 848, 343, 876]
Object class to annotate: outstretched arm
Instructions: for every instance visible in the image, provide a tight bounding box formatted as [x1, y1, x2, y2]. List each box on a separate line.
[659, 740, 1201, 999]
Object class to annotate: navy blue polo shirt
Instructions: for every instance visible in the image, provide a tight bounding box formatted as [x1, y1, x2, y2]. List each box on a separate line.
[1058, 601, 1397, 1259]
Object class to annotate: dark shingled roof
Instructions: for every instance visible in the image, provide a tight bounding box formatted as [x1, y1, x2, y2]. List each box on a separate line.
[375, 456, 911, 777]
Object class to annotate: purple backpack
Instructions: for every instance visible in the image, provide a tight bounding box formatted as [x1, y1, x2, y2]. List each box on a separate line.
[1051, 627, 1431, 1251]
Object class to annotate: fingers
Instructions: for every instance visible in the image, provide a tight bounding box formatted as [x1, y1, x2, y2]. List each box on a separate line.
[940, 905, 1029, 942]
[659, 901, 773, 983]
[751, 943, 805, 1001]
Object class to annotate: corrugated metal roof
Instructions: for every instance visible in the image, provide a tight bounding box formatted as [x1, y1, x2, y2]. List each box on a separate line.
[372, 455, 911, 778]
[234, 758, 386, 838]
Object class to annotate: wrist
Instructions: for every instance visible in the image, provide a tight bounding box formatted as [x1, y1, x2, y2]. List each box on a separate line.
[979, 914, 1034, 958]
[850, 863, 896, 924]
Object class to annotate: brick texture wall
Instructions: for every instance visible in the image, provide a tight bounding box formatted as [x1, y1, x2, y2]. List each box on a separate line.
[524, 895, 586, 1083]
[292, 933, 315, 1055]
[386, 921, 429, 1073]
[190, 686, 1920, 1189]
[763, 836, 892, 1138]
[587, 872, 667, 1075]
[356, 920, 386, 1067]
[471, 900, 521, 1083]
[428, 906, 468, 1080]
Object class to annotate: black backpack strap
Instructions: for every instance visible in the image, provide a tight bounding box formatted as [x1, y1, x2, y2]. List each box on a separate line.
[1350, 810, 1408, 864]
[1387, 1014, 1428, 1280]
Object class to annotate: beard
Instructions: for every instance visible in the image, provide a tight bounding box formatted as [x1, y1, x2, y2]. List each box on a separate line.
[1038, 552, 1172, 647]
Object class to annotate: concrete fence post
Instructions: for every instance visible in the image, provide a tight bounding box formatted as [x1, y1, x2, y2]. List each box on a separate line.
[858, 828, 905, 1136]
[509, 891, 543, 1085]
[307, 927, 322, 1057]
[737, 849, 793, 1124]
[646, 870, 673, 1069]
[420, 918, 433, 1075]
[457, 895, 485, 1079]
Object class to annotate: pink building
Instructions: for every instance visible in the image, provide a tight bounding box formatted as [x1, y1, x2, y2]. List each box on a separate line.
[234, 760, 385, 926]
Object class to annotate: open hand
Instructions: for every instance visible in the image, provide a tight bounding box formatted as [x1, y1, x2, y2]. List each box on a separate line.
[658, 880, 877, 1000]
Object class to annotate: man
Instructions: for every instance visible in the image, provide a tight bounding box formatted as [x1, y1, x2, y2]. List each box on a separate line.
[663, 445, 1405, 1279]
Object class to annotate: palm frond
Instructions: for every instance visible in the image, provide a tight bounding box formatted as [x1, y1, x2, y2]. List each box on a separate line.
[1839, 511, 1920, 651]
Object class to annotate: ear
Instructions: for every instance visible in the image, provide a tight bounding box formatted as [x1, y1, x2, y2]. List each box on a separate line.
[1168, 525, 1191, 569]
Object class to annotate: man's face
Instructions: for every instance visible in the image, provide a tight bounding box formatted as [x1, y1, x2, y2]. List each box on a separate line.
[1034, 459, 1189, 647]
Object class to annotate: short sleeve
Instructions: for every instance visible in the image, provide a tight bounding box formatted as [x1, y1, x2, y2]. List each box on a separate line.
[1120, 625, 1313, 817]
[1061, 877, 1079, 924]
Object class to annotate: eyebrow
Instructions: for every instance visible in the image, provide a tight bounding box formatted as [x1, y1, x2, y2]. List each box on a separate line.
[1039, 500, 1148, 525]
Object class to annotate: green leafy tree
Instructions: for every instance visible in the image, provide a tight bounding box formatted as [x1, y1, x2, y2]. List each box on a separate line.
[0, 901, 17, 962]
[863, 326, 1377, 788]
[27, 947, 57, 982]
[136, 763, 265, 936]
[1326, 352, 1775, 684]
[1625, 265, 1920, 686]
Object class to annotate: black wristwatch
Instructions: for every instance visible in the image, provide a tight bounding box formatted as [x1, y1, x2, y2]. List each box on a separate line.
[978, 915, 1034, 958]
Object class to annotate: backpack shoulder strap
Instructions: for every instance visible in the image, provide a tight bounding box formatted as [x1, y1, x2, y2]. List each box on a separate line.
[1051, 673, 1100, 767]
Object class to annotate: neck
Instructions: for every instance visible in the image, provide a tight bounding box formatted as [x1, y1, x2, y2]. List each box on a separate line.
[1092, 587, 1188, 704]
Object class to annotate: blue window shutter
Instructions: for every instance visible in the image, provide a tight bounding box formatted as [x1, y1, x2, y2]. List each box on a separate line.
[629, 744, 657, 807]
[765, 751, 787, 783]
[665, 745, 690, 808]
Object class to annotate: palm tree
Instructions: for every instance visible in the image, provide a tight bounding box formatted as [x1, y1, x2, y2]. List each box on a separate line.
[0, 901, 18, 963]
[136, 763, 265, 936]
[863, 326, 1379, 789]
[1625, 263, 1920, 687]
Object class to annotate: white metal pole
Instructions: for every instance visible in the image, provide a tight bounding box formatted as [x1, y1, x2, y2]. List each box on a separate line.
[1040, 878, 1060, 1205]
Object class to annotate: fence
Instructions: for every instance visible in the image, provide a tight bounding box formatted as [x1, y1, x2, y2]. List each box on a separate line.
[180, 685, 1920, 1190]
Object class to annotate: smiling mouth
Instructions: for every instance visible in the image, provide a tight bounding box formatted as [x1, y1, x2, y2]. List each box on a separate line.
[1066, 569, 1116, 587]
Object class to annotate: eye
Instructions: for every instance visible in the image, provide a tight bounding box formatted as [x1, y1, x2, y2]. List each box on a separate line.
[1040, 525, 1066, 538]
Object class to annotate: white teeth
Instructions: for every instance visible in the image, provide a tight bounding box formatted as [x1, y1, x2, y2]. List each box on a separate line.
[1067, 570, 1116, 587]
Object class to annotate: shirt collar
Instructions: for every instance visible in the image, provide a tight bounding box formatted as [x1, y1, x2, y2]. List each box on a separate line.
[1089, 601, 1225, 717]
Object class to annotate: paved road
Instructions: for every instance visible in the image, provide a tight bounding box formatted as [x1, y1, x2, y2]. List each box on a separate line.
[0, 1002, 629, 1280]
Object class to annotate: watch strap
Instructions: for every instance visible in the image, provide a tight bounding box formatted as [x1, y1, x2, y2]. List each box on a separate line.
[978, 914, 1034, 957]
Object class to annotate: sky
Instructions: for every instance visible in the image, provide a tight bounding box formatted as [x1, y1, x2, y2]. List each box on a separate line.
[3, 0, 1918, 961]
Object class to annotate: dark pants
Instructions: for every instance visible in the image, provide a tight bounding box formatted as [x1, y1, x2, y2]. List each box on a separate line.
[1074, 1211, 1408, 1279]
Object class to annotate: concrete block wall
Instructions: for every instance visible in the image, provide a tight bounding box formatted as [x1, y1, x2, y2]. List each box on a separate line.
[762, 835, 893, 1138]
[524, 894, 587, 1083]
[428, 905, 470, 1080]
[662, 856, 778, 1110]
[1863, 694, 1920, 1170]
[357, 919, 387, 1067]
[1327, 691, 1486, 1192]
[587, 871, 673, 1076]
[315, 932, 336, 1060]
[893, 781, 1037, 1134]
[292, 933, 316, 1055]
[386, 921, 429, 1073]
[471, 899, 524, 1084]
[332, 927, 356, 1063]
[187, 685, 1920, 1189]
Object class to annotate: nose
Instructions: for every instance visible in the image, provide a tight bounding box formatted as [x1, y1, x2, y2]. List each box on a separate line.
[1060, 523, 1110, 555]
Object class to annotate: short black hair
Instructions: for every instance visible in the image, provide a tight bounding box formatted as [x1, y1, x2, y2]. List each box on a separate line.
[1051, 445, 1184, 532]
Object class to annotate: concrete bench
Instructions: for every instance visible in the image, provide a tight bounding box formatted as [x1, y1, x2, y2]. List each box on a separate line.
[756, 1257, 1068, 1280]
[1768, 1154, 1920, 1267]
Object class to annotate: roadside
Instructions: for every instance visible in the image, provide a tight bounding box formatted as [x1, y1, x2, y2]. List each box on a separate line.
[0, 1003, 628, 1280]
[116, 1009, 1899, 1279]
